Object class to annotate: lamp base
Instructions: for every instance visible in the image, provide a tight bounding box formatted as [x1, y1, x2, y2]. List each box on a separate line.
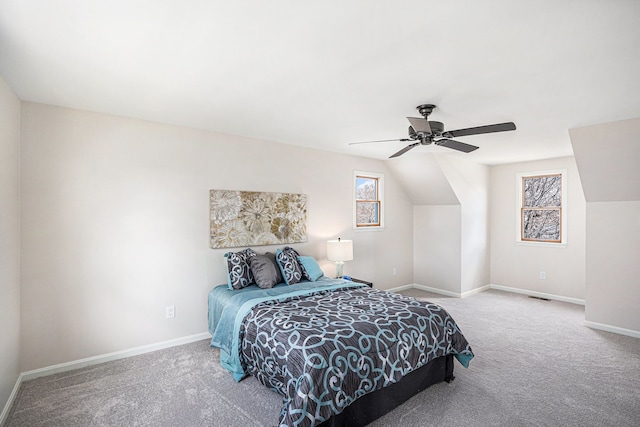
[335, 262, 344, 278]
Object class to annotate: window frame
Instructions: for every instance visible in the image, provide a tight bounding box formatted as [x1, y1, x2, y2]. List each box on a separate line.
[516, 169, 567, 246]
[353, 171, 385, 231]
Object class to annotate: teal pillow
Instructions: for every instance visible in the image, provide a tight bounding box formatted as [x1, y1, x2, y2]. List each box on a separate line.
[297, 256, 324, 281]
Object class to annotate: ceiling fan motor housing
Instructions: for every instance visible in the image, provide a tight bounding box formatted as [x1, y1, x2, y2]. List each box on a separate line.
[417, 104, 436, 117]
[428, 121, 444, 135]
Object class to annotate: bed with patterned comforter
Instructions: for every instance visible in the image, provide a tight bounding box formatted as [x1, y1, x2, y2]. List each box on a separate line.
[208, 277, 473, 427]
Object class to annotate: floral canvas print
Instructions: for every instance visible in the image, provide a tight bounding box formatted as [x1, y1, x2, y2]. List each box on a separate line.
[210, 190, 307, 248]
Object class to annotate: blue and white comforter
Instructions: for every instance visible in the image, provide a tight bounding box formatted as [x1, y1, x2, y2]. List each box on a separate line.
[209, 278, 473, 427]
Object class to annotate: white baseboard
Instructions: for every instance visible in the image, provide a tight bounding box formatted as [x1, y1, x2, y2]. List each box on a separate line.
[388, 283, 491, 299]
[386, 283, 462, 297]
[462, 285, 491, 298]
[391, 283, 638, 341]
[21, 332, 211, 382]
[385, 283, 415, 293]
[412, 284, 463, 298]
[1, 332, 211, 426]
[488, 284, 585, 305]
[584, 321, 640, 339]
[0, 373, 24, 427]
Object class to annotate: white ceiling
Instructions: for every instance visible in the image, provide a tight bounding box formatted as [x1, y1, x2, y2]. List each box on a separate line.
[1, 0, 639, 165]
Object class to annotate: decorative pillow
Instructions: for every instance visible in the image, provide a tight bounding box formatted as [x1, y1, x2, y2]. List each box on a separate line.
[224, 248, 256, 290]
[264, 252, 284, 284]
[247, 255, 279, 289]
[275, 247, 303, 285]
[297, 256, 324, 281]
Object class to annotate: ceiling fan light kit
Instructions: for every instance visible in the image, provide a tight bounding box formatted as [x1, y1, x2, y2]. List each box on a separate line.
[349, 104, 516, 158]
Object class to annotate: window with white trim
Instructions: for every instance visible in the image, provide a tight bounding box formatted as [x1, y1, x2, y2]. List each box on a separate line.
[517, 170, 566, 244]
[354, 171, 384, 230]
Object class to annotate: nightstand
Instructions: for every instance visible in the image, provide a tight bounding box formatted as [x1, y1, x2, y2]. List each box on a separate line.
[349, 277, 373, 288]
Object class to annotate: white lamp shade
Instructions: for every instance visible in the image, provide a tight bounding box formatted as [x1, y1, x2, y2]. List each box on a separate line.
[327, 239, 353, 262]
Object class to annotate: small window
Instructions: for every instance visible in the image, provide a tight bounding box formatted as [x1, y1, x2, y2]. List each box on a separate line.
[354, 171, 384, 229]
[517, 170, 565, 244]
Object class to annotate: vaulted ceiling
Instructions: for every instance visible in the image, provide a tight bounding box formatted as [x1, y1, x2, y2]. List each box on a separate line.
[1, 0, 639, 164]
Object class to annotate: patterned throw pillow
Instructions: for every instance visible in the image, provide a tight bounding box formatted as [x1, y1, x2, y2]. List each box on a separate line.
[275, 247, 303, 285]
[225, 248, 257, 290]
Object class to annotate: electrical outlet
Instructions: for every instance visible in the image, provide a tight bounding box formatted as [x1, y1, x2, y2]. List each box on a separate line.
[392, 267, 397, 276]
[539, 271, 546, 280]
[166, 305, 175, 319]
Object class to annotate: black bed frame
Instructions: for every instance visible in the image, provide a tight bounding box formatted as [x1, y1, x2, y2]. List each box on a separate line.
[318, 354, 454, 427]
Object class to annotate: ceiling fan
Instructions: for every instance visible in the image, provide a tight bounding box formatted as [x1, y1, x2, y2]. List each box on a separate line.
[349, 104, 516, 158]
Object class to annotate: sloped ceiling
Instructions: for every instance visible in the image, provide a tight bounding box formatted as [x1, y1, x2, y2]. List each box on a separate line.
[570, 117, 640, 202]
[1, 1, 640, 165]
[387, 154, 459, 206]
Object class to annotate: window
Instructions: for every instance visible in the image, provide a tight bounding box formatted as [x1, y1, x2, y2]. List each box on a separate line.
[517, 170, 566, 244]
[354, 171, 384, 229]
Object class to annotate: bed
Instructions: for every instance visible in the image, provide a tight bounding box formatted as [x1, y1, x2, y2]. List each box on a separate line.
[208, 277, 474, 427]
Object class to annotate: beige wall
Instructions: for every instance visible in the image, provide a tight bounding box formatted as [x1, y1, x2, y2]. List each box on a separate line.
[0, 77, 21, 413]
[19, 102, 414, 371]
[490, 157, 586, 300]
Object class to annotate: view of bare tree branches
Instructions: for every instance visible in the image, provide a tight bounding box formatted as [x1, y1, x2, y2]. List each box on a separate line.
[522, 174, 561, 242]
[355, 177, 380, 226]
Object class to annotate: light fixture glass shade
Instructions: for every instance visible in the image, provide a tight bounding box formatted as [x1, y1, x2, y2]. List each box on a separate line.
[327, 238, 353, 278]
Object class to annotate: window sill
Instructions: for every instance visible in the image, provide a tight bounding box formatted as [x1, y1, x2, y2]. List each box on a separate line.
[354, 226, 386, 232]
[516, 241, 567, 248]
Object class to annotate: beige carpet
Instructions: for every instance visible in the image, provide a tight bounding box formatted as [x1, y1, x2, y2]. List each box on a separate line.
[6, 289, 640, 426]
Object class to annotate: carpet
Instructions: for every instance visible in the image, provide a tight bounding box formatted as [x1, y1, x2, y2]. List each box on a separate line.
[6, 289, 640, 426]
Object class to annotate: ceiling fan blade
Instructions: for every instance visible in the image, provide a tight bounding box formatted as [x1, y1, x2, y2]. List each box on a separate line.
[348, 138, 412, 145]
[446, 122, 516, 138]
[389, 142, 420, 158]
[436, 139, 479, 153]
[407, 117, 431, 134]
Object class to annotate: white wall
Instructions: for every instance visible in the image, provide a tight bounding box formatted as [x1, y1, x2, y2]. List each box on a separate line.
[438, 156, 491, 294]
[407, 154, 490, 295]
[585, 201, 640, 332]
[413, 205, 461, 293]
[490, 157, 586, 300]
[0, 76, 21, 414]
[19, 102, 414, 371]
[570, 117, 640, 334]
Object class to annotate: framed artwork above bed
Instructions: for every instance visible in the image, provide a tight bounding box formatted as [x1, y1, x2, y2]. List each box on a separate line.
[210, 189, 307, 248]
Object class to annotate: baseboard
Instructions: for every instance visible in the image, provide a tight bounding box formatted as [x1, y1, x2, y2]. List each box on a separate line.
[1, 331, 211, 426]
[462, 285, 491, 298]
[412, 284, 462, 298]
[385, 283, 415, 293]
[21, 331, 211, 382]
[584, 321, 640, 339]
[0, 373, 24, 427]
[389, 283, 491, 299]
[488, 284, 585, 305]
[390, 283, 585, 305]
[387, 283, 462, 297]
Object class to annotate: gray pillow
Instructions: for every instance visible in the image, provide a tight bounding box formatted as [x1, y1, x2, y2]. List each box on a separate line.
[264, 252, 284, 284]
[247, 255, 279, 289]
